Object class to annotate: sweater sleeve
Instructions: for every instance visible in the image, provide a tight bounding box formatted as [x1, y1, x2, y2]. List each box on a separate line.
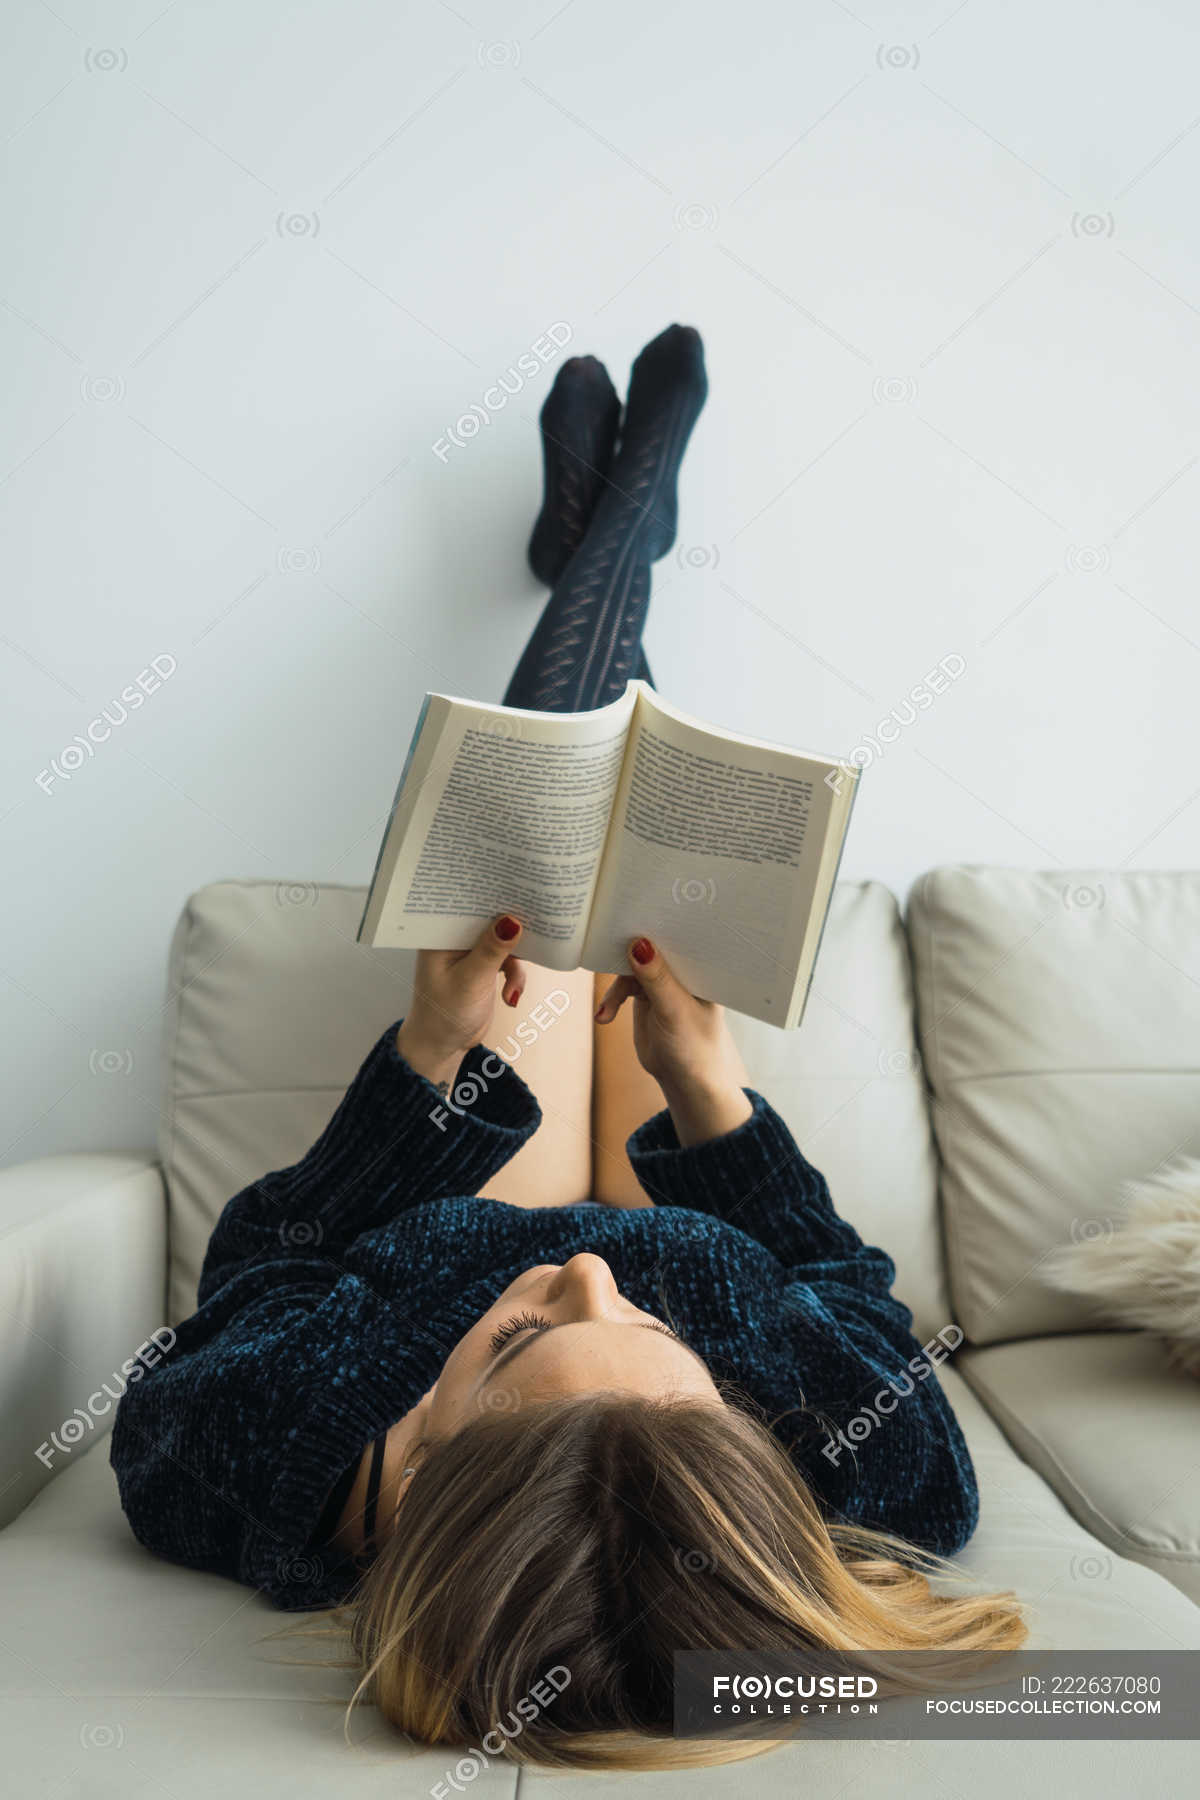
[626, 1089, 876, 1272]
[627, 1091, 979, 1556]
[111, 1268, 456, 1611]
[770, 1272, 979, 1557]
[198, 1024, 540, 1302]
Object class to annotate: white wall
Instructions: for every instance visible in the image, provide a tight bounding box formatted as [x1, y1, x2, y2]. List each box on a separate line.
[4, 0, 1198, 1160]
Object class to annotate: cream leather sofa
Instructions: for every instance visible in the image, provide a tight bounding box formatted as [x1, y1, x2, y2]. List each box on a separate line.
[2, 871, 1198, 1796]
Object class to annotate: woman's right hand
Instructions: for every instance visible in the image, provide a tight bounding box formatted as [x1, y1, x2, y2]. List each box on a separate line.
[396, 915, 526, 1090]
[594, 938, 753, 1146]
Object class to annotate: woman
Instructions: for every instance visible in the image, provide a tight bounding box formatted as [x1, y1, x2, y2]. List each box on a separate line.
[111, 325, 1025, 1769]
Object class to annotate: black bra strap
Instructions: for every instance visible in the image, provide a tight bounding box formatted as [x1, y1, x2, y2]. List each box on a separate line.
[311, 1454, 361, 1546]
[361, 1429, 388, 1553]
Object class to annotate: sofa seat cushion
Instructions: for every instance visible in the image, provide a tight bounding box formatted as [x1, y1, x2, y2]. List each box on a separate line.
[4, 1383, 1199, 1793]
[5, 1378, 1196, 1678]
[959, 1332, 1200, 1604]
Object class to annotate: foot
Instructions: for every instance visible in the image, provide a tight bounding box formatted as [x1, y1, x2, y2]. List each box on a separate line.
[604, 324, 707, 563]
[527, 356, 622, 586]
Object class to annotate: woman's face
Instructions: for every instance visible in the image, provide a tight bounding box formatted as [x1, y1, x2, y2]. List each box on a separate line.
[423, 1253, 720, 1436]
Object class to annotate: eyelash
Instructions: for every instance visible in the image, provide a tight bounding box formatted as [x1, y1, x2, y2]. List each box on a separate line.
[488, 1310, 551, 1354]
[487, 1311, 681, 1356]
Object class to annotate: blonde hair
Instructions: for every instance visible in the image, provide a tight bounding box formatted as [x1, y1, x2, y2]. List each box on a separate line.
[297, 1392, 1026, 1770]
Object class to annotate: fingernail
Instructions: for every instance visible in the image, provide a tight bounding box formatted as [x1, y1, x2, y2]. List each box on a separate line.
[506, 990, 518, 1007]
[495, 915, 520, 941]
[594, 1005, 605, 1021]
[631, 937, 653, 966]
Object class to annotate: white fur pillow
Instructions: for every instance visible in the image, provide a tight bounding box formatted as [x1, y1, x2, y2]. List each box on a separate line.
[1044, 1158, 1200, 1378]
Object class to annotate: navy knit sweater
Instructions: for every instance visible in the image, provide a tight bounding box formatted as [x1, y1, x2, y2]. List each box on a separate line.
[110, 1023, 978, 1611]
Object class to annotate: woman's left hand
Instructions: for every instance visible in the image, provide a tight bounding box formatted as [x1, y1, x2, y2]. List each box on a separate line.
[395, 915, 526, 1088]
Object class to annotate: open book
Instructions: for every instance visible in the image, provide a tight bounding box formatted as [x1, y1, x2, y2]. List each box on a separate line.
[357, 682, 859, 1029]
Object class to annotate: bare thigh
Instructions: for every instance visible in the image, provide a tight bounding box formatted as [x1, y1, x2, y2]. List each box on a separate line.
[476, 966, 594, 1207]
[589, 973, 663, 1207]
[590, 975, 751, 1206]
[473, 967, 662, 1208]
[476, 968, 749, 1209]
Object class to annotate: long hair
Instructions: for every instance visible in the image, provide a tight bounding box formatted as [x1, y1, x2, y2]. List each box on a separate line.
[295, 1392, 1026, 1770]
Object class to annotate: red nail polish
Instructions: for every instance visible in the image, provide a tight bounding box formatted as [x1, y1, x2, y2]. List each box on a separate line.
[495, 915, 520, 941]
[631, 937, 653, 966]
[506, 990, 518, 1007]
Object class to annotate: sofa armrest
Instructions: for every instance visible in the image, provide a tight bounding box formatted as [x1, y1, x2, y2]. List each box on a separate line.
[0, 1152, 167, 1530]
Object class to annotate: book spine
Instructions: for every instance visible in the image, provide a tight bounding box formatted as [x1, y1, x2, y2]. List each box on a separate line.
[356, 692, 432, 943]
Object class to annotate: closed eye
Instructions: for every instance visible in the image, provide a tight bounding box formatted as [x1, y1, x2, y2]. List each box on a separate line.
[488, 1309, 552, 1356]
[488, 1311, 680, 1358]
[482, 1314, 696, 1385]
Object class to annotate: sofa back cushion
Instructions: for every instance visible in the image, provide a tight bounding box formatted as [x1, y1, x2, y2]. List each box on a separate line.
[907, 867, 1200, 1345]
[161, 880, 949, 1337]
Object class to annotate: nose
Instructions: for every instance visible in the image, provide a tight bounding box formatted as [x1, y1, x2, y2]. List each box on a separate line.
[548, 1252, 621, 1318]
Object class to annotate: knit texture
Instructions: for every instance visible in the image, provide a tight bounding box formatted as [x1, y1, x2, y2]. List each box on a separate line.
[110, 1023, 979, 1611]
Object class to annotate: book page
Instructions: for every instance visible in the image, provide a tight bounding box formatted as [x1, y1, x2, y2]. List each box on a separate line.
[581, 688, 843, 1020]
[358, 686, 637, 969]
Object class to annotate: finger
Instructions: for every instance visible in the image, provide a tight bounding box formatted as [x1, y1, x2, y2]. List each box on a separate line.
[500, 954, 527, 1009]
[462, 913, 523, 978]
[625, 937, 685, 1020]
[595, 974, 640, 1023]
[416, 947, 460, 973]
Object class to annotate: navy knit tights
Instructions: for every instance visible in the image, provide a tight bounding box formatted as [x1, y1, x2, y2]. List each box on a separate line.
[503, 325, 707, 714]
